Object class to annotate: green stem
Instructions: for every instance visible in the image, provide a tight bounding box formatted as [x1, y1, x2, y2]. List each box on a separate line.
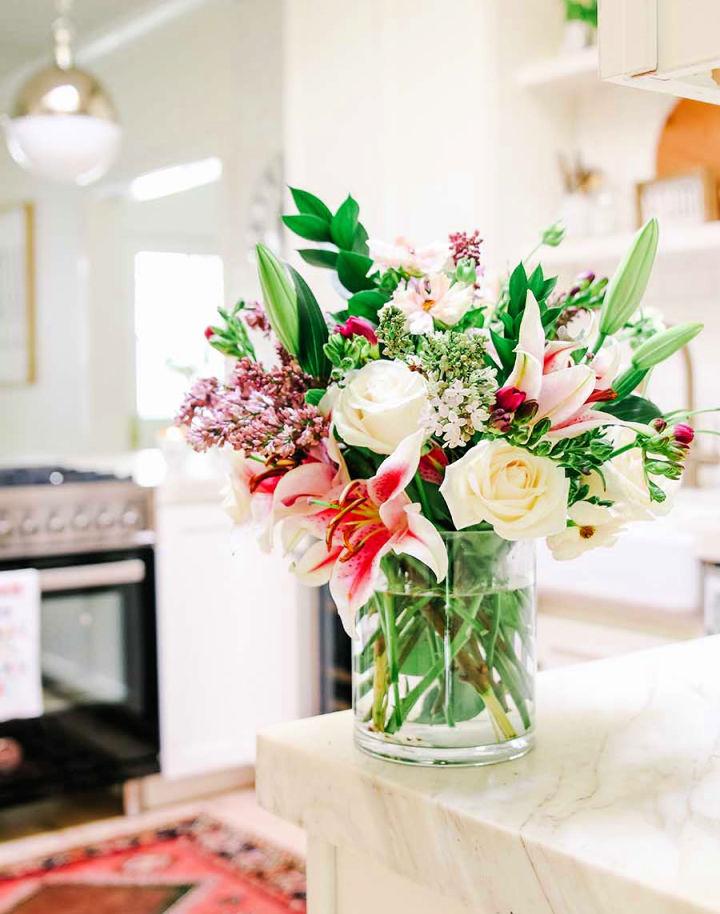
[376, 594, 402, 731]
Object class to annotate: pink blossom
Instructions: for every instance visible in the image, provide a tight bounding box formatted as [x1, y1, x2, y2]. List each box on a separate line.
[673, 423, 694, 446]
[495, 386, 526, 412]
[335, 316, 378, 344]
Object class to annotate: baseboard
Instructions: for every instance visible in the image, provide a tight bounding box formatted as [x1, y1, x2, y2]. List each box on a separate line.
[135, 765, 255, 810]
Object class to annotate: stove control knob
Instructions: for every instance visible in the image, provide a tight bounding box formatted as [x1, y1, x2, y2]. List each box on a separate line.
[121, 507, 140, 528]
[20, 516, 39, 536]
[97, 510, 115, 529]
[47, 513, 65, 533]
[0, 516, 13, 537]
[73, 511, 91, 530]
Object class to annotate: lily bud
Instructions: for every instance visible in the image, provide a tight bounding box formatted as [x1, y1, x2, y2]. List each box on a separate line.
[631, 322, 703, 370]
[542, 221, 566, 248]
[256, 243, 300, 356]
[599, 218, 658, 337]
[495, 386, 526, 412]
[673, 423, 695, 446]
[455, 258, 477, 285]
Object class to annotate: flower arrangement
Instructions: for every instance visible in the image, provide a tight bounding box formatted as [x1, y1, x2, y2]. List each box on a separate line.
[178, 187, 708, 763]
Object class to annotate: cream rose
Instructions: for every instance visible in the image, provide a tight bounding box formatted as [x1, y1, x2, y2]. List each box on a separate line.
[331, 360, 429, 455]
[440, 440, 569, 540]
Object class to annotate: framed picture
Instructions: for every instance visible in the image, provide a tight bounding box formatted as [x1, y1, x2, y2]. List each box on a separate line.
[636, 168, 719, 228]
[0, 202, 36, 386]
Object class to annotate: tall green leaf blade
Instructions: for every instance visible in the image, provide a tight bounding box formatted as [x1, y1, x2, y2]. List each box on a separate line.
[289, 187, 333, 223]
[288, 266, 331, 381]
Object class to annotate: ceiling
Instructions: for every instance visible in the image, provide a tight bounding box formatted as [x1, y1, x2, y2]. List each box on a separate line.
[0, 0, 166, 80]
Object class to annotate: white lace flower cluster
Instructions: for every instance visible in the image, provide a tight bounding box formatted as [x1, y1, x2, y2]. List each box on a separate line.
[425, 371, 496, 449]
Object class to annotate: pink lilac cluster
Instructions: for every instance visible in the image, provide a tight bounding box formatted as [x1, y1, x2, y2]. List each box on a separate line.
[176, 353, 328, 460]
[449, 230, 483, 266]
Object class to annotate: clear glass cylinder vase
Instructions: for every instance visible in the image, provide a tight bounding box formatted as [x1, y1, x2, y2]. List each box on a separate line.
[352, 531, 536, 766]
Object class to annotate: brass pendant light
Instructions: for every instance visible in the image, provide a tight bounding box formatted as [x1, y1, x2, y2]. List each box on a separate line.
[3, 0, 121, 185]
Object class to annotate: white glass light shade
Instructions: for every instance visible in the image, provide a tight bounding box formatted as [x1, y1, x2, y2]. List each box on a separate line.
[5, 114, 121, 185]
[5, 64, 121, 186]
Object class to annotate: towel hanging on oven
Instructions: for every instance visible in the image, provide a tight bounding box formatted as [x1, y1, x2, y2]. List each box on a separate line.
[0, 569, 42, 722]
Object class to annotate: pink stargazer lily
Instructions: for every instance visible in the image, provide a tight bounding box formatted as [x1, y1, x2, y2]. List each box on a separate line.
[290, 430, 448, 633]
[506, 292, 627, 440]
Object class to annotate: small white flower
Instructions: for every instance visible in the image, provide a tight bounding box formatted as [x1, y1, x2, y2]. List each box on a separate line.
[547, 501, 626, 560]
[391, 274, 474, 334]
[368, 237, 451, 274]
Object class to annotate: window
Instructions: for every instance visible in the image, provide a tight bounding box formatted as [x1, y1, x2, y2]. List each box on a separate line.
[134, 251, 224, 422]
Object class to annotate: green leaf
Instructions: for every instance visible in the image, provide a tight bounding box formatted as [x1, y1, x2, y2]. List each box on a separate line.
[337, 250, 375, 293]
[288, 266, 331, 381]
[352, 221, 370, 256]
[490, 330, 517, 373]
[508, 262, 528, 316]
[415, 673, 486, 725]
[457, 307, 485, 330]
[331, 195, 360, 249]
[282, 214, 332, 242]
[298, 248, 338, 270]
[305, 388, 326, 407]
[542, 276, 558, 299]
[347, 289, 388, 321]
[541, 306, 563, 328]
[600, 394, 661, 423]
[255, 244, 299, 355]
[399, 637, 434, 676]
[289, 187, 332, 223]
[528, 264, 545, 299]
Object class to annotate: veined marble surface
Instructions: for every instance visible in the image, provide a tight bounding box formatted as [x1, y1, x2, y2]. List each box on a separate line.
[257, 636, 720, 914]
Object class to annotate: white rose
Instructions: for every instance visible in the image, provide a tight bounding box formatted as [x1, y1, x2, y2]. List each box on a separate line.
[332, 360, 429, 455]
[440, 440, 569, 540]
[598, 428, 675, 521]
[547, 501, 625, 560]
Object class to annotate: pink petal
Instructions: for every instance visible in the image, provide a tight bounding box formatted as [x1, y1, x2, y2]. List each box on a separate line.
[517, 291, 545, 363]
[543, 340, 578, 373]
[330, 527, 394, 633]
[505, 350, 543, 400]
[272, 462, 337, 533]
[293, 538, 342, 585]
[536, 364, 595, 426]
[368, 429, 425, 506]
[394, 504, 448, 583]
[591, 338, 622, 391]
[547, 409, 629, 440]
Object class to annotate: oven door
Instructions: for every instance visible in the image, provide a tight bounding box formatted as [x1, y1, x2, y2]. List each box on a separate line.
[0, 547, 159, 806]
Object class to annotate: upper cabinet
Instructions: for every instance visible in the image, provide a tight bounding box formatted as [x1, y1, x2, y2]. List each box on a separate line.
[599, 0, 720, 103]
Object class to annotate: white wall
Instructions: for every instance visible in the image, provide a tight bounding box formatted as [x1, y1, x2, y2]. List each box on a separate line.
[0, 0, 283, 458]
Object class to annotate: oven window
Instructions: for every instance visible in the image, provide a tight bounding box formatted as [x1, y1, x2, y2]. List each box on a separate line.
[41, 591, 129, 712]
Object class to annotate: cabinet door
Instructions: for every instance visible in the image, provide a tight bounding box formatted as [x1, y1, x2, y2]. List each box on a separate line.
[599, 0, 720, 102]
[155, 501, 315, 779]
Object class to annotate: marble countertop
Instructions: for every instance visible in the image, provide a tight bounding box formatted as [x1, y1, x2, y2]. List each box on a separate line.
[257, 636, 720, 914]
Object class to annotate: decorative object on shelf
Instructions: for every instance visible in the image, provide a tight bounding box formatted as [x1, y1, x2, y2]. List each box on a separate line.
[0, 203, 36, 386]
[637, 168, 719, 228]
[561, 0, 597, 52]
[2, 0, 121, 186]
[558, 153, 616, 237]
[656, 99, 720, 178]
[177, 187, 712, 767]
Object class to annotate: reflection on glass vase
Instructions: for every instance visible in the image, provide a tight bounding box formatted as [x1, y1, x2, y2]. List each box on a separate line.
[353, 532, 536, 766]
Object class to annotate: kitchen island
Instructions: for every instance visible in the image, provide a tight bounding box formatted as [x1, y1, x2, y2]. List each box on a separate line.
[257, 636, 720, 914]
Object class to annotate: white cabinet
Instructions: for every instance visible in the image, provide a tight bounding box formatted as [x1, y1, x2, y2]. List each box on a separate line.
[155, 497, 315, 779]
[599, 0, 720, 102]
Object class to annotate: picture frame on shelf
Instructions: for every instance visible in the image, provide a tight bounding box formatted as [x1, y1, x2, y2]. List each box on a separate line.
[0, 202, 36, 386]
[636, 169, 719, 229]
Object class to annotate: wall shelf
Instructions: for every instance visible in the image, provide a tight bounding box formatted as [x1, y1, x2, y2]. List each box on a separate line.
[516, 47, 600, 90]
[540, 220, 720, 268]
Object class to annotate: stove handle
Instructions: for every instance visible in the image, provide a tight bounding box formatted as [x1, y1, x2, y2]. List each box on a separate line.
[38, 559, 146, 592]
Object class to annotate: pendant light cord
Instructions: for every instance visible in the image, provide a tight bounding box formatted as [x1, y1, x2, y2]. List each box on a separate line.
[52, 0, 75, 70]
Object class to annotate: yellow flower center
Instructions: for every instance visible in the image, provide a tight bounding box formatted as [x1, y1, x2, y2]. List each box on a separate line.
[579, 525, 596, 539]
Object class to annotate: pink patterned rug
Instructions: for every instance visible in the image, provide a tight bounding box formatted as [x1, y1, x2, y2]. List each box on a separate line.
[0, 816, 306, 913]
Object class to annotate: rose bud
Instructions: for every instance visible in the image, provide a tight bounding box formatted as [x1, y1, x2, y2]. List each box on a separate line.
[652, 417, 668, 432]
[204, 326, 215, 340]
[336, 316, 378, 344]
[495, 386, 526, 413]
[514, 399, 539, 423]
[577, 270, 595, 284]
[673, 423, 695, 446]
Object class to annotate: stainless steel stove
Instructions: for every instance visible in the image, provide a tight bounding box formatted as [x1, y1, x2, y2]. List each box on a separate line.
[0, 465, 159, 809]
[0, 465, 154, 560]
